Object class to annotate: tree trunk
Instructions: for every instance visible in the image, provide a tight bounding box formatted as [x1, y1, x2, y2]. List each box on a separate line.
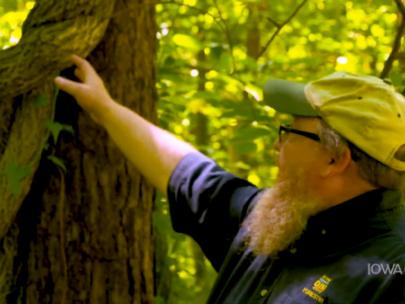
[0, 0, 156, 303]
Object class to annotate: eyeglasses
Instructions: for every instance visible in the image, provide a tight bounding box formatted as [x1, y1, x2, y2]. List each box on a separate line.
[278, 125, 321, 143]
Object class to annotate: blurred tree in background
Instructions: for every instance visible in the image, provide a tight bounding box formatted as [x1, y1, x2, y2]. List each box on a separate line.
[1, 0, 404, 303]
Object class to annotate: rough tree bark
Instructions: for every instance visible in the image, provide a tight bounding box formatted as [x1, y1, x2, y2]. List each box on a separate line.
[0, 0, 156, 303]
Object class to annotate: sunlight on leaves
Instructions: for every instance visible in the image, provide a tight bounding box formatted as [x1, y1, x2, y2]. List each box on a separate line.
[172, 33, 203, 52]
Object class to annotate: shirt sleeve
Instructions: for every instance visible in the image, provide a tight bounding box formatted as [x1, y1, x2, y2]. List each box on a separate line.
[167, 152, 261, 271]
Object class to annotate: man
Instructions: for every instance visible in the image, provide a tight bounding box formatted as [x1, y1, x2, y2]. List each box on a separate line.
[55, 55, 405, 303]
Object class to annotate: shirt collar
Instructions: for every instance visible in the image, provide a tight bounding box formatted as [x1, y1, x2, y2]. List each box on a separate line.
[282, 189, 404, 261]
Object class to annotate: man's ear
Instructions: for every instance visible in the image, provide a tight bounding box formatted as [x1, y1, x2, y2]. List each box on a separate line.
[321, 146, 352, 177]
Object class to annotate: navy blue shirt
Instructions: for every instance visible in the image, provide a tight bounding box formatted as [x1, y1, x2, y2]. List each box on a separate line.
[167, 152, 405, 303]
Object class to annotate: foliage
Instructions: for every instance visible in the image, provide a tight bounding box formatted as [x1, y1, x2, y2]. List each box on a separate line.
[45, 120, 74, 144]
[155, 0, 404, 303]
[1, 0, 404, 303]
[0, 0, 34, 48]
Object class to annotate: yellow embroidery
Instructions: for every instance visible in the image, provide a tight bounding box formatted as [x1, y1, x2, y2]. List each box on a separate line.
[321, 275, 332, 284]
[312, 275, 332, 294]
[313, 280, 327, 293]
[302, 274, 333, 303]
[302, 287, 325, 303]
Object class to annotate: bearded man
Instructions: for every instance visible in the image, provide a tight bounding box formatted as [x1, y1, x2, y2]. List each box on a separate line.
[55, 55, 405, 303]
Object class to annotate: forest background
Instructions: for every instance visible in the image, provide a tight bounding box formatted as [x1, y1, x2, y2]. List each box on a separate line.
[0, 0, 404, 303]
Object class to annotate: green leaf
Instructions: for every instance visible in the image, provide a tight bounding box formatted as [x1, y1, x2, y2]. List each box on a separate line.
[232, 141, 257, 154]
[232, 126, 271, 141]
[172, 34, 202, 52]
[63, 125, 74, 133]
[390, 71, 403, 88]
[209, 45, 223, 60]
[4, 162, 31, 196]
[46, 121, 74, 143]
[47, 155, 67, 173]
[244, 83, 263, 101]
[33, 95, 48, 108]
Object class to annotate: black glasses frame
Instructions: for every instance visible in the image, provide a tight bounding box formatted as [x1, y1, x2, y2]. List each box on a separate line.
[278, 125, 321, 142]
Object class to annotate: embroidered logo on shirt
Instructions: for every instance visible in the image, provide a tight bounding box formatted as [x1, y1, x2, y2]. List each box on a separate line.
[302, 275, 332, 303]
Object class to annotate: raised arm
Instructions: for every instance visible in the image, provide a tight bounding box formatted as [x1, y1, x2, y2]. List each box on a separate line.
[54, 55, 197, 194]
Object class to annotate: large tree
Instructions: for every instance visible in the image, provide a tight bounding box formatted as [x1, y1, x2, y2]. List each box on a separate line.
[0, 0, 156, 303]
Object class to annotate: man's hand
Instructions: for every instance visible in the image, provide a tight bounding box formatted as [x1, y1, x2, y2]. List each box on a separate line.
[54, 54, 196, 193]
[54, 55, 115, 124]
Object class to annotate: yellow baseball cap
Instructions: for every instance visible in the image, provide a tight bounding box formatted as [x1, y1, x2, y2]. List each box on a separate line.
[263, 72, 405, 171]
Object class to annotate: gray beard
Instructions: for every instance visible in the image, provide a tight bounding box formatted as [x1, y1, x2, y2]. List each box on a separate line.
[242, 173, 323, 257]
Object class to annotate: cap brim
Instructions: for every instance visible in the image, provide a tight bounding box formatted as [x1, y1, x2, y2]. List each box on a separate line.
[263, 79, 318, 117]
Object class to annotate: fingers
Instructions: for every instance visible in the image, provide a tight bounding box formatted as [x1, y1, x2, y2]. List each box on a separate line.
[70, 54, 92, 72]
[54, 76, 84, 98]
[69, 54, 100, 84]
[74, 67, 85, 82]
